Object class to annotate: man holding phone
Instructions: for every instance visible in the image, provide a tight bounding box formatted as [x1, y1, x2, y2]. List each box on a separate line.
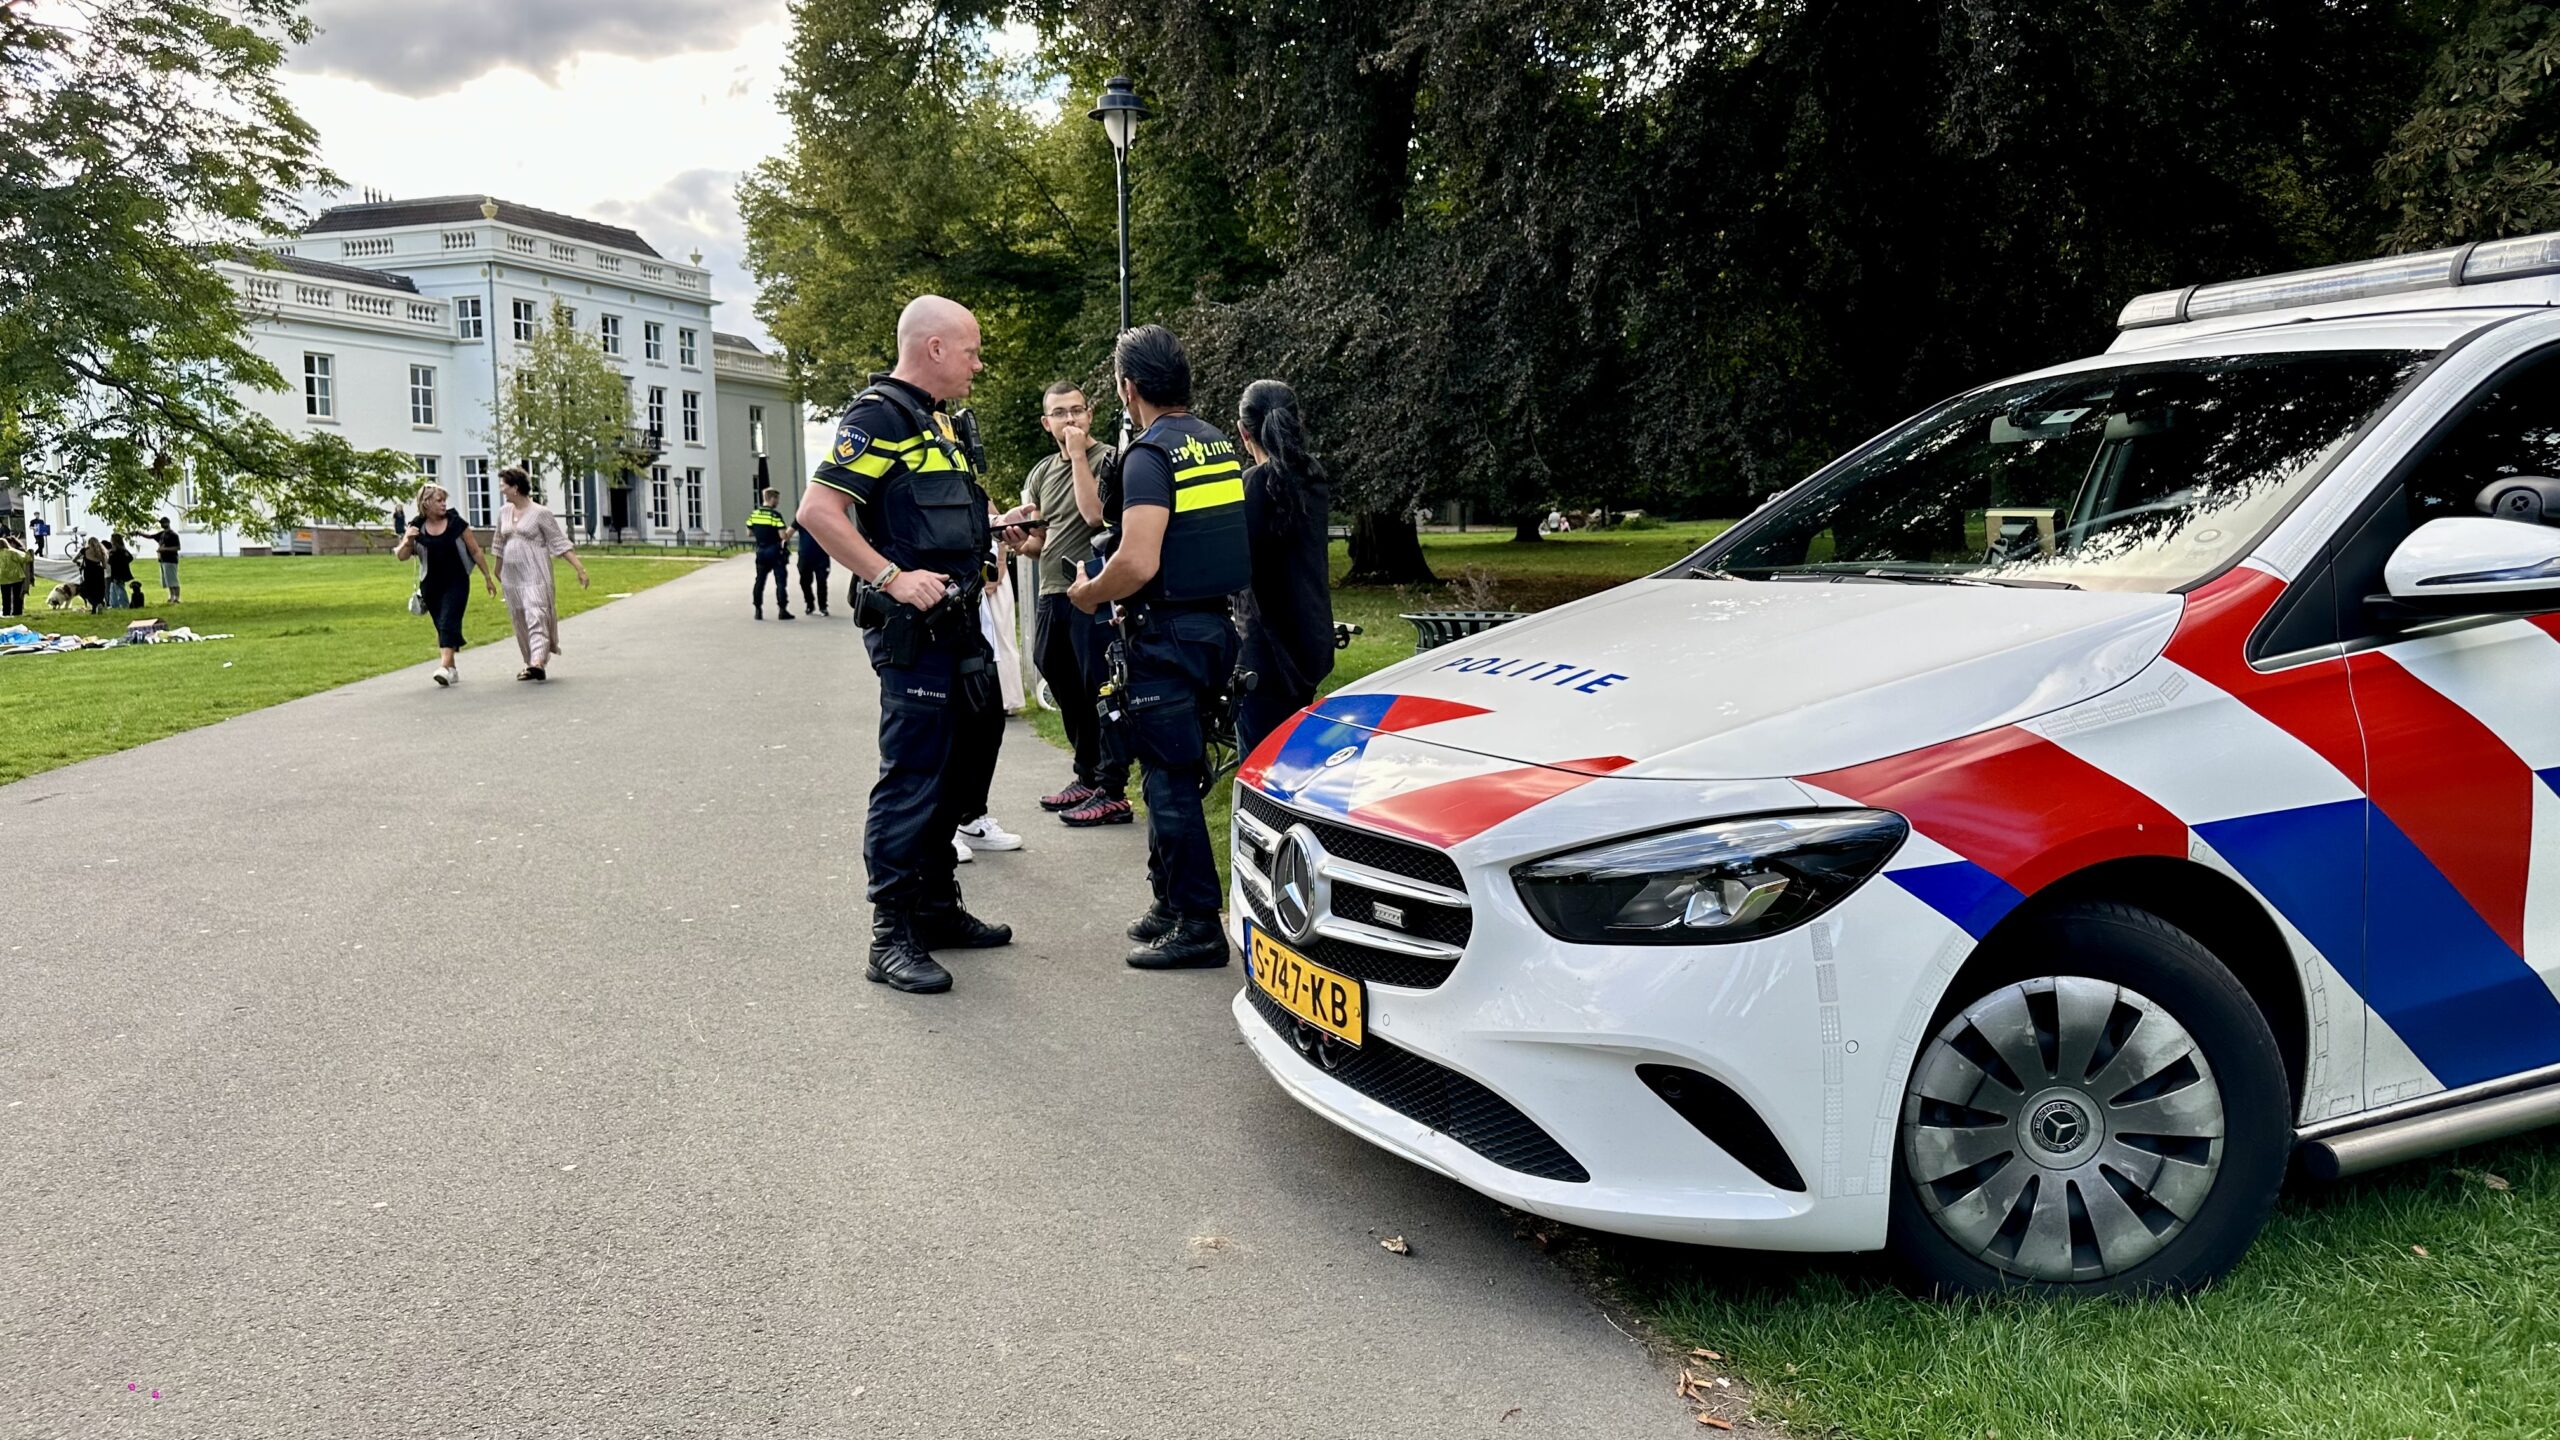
[1013, 379, 1125, 823]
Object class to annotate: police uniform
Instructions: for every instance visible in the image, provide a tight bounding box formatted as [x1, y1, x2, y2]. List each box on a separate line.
[1113, 413, 1248, 962]
[812, 374, 1011, 992]
[748, 502, 793, 619]
[796, 522, 835, 616]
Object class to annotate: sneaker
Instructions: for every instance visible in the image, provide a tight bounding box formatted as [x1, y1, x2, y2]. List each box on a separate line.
[956, 815, 1023, 851]
[433, 666, 454, 687]
[953, 834, 974, 864]
[1061, 794, 1134, 827]
[1040, 781, 1098, 812]
[778, 609, 796, 621]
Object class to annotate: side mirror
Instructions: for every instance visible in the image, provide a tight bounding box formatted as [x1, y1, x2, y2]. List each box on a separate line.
[2373, 516, 2560, 622]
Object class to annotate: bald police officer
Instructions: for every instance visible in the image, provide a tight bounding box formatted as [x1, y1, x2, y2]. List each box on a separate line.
[1068, 325, 1249, 969]
[799, 295, 1034, 994]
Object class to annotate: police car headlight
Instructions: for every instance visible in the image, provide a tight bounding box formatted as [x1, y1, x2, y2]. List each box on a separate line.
[1512, 810, 1908, 946]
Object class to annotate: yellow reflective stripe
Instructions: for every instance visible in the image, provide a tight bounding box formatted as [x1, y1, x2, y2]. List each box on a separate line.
[1173, 477, 1245, 512]
[848, 451, 895, 478]
[810, 473, 862, 499]
[1173, 459, 1243, 483]
[870, 433, 926, 453]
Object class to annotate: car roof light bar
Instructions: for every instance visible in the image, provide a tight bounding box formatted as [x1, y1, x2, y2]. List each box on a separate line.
[2118, 229, 2560, 330]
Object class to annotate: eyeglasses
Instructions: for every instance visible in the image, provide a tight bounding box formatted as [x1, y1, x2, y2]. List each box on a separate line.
[1044, 404, 1090, 420]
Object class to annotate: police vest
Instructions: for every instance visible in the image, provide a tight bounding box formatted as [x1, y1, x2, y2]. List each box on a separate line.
[747, 507, 788, 548]
[1129, 414, 1248, 603]
[844, 382, 992, 579]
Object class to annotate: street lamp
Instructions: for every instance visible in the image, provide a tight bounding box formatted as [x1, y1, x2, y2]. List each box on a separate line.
[1089, 74, 1151, 447]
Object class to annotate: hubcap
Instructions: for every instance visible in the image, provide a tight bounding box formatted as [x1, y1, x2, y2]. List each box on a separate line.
[1902, 976, 2226, 1283]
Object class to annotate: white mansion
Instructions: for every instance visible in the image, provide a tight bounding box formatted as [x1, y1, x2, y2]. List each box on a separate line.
[28, 195, 806, 554]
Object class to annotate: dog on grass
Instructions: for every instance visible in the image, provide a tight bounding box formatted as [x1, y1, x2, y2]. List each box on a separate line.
[47, 583, 78, 611]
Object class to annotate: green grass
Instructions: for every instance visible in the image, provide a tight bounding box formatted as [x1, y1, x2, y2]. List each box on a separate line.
[1, 553, 706, 785]
[1615, 1133, 2560, 1439]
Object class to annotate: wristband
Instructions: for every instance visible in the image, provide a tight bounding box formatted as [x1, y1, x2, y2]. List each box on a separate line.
[875, 562, 901, 587]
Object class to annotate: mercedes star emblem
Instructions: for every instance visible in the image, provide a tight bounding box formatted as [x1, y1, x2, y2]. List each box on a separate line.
[1272, 825, 1327, 944]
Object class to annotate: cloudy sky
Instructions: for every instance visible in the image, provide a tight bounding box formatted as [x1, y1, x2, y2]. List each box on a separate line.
[285, 0, 797, 347]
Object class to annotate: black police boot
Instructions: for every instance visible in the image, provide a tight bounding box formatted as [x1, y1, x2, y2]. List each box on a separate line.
[1127, 915, 1231, 970]
[915, 884, 1013, 949]
[866, 908, 953, 993]
[1125, 900, 1177, 944]
[753, 606, 764, 620]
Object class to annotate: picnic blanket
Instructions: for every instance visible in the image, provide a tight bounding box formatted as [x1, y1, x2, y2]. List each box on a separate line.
[0, 623, 233, 657]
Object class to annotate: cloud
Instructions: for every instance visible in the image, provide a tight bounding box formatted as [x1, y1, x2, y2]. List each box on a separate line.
[297, 0, 782, 97]
[592, 170, 768, 344]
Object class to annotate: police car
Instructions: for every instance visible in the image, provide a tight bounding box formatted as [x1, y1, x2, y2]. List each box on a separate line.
[1230, 232, 2560, 1293]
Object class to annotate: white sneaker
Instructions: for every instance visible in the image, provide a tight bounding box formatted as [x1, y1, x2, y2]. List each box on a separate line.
[952, 834, 974, 864]
[433, 666, 454, 687]
[957, 815, 1023, 851]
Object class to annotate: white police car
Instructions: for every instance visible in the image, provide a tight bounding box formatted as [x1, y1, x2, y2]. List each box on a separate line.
[1231, 233, 2560, 1293]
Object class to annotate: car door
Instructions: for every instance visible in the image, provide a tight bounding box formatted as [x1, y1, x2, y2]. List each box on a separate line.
[2330, 345, 2560, 1097]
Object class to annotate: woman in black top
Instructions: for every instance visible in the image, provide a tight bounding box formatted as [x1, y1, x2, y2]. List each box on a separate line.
[1234, 379, 1334, 759]
[77, 537, 107, 614]
[391, 482, 497, 687]
[104, 535, 134, 610]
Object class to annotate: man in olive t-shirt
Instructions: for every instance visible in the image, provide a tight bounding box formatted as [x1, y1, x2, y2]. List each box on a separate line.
[1014, 380, 1121, 816]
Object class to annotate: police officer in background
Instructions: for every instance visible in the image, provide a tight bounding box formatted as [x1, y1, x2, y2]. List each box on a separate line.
[797, 514, 835, 617]
[798, 295, 1033, 995]
[1068, 325, 1248, 969]
[748, 489, 795, 620]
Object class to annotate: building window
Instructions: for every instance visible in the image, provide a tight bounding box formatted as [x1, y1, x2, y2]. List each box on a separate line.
[463, 457, 493, 527]
[646, 386, 666, 436]
[685, 467, 705, 530]
[455, 295, 484, 340]
[599, 314, 622, 355]
[409, 365, 437, 427]
[566, 473, 588, 531]
[511, 298, 537, 341]
[681, 391, 701, 444]
[414, 455, 440, 487]
[644, 321, 663, 362]
[303, 353, 334, 418]
[560, 305, 577, 331]
[678, 328, 697, 367]
[650, 465, 671, 529]
[748, 404, 767, 457]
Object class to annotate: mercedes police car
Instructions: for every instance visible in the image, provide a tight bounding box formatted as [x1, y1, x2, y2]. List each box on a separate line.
[1230, 232, 2560, 1293]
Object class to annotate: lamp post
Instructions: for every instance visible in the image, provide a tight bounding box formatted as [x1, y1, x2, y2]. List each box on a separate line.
[1089, 75, 1151, 447]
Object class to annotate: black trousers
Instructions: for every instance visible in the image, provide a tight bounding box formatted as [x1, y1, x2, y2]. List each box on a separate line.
[864, 627, 1004, 908]
[1237, 633, 1319, 764]
[422, 581, 469, 650]
[1034, 593, 1102, 785]
[1123, 608, 1239, 918]
[753, 549, 790, 611]
[799, 559, 833, 613]
[0, 583, 23, 617]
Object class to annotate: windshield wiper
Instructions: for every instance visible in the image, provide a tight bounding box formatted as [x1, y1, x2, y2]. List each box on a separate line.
[1758, 568, 2082, 591]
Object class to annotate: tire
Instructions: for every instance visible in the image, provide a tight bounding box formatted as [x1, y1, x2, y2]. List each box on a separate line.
[1887, 902, 2290, 1296]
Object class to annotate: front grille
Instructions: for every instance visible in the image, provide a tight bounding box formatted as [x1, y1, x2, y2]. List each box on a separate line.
[1246, 984, 1589, 1183]
[1331, 885, 1473, 948]
[1236, 786, 1463, 891]
[1242, 884, 1460, 989]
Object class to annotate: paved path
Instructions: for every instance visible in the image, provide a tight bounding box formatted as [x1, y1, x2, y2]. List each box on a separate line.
[1, 558, 1691, 1438]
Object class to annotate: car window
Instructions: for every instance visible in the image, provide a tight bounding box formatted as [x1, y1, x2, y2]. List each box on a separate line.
[2402, 349, 2560, 527]
[1700, 351, 2432, 594]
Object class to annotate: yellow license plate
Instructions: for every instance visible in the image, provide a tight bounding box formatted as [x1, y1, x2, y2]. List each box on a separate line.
[1249, 922, 1364, 1048]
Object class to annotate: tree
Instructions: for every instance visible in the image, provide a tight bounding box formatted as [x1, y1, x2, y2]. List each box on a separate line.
[484, 301, 635, 529]
[2380, 1, 2560, 247]
[0, 0, 411, 533]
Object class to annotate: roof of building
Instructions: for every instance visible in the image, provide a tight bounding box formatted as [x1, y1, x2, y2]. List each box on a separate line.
[712, 331, 762, 351]
[265, 253, 421, 294]
[306, 196, 663, 259]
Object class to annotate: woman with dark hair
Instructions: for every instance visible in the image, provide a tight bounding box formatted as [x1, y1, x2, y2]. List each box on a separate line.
[77, 537, 108, 614]
[1234, 379, 1334, 758]
[103, 534, 134, 610]
[494, 466, 588, 681]
[392, 481, 497, 687]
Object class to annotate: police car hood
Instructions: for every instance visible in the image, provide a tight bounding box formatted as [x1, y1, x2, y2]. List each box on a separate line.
[1243, 578, 2181, 792]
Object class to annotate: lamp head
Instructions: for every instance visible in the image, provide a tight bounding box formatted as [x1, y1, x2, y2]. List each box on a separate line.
[1088, 75, 1151, 154]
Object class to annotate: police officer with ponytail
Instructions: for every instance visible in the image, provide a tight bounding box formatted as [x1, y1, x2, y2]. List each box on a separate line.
[1234, 379, 1334, 760]
[798, 295, 1033, 995]
[1068, 325, 1249, 969]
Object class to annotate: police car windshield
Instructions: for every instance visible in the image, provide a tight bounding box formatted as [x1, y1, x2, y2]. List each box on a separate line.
[1702, 349, 2432, 593]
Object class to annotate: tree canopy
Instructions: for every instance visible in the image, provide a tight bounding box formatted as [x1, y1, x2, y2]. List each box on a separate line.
[486, 300, 644, 510]
[0, 0, 410, 534]
[744, 0, 2560, 580]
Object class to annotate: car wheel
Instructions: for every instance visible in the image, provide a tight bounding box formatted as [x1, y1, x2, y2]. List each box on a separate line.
[1887, 902, 2290, 1296]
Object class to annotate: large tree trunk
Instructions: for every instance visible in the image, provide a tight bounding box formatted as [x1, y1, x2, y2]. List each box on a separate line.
[1345, 509, 1435, 586]
[1511, 513, 1542, 543]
